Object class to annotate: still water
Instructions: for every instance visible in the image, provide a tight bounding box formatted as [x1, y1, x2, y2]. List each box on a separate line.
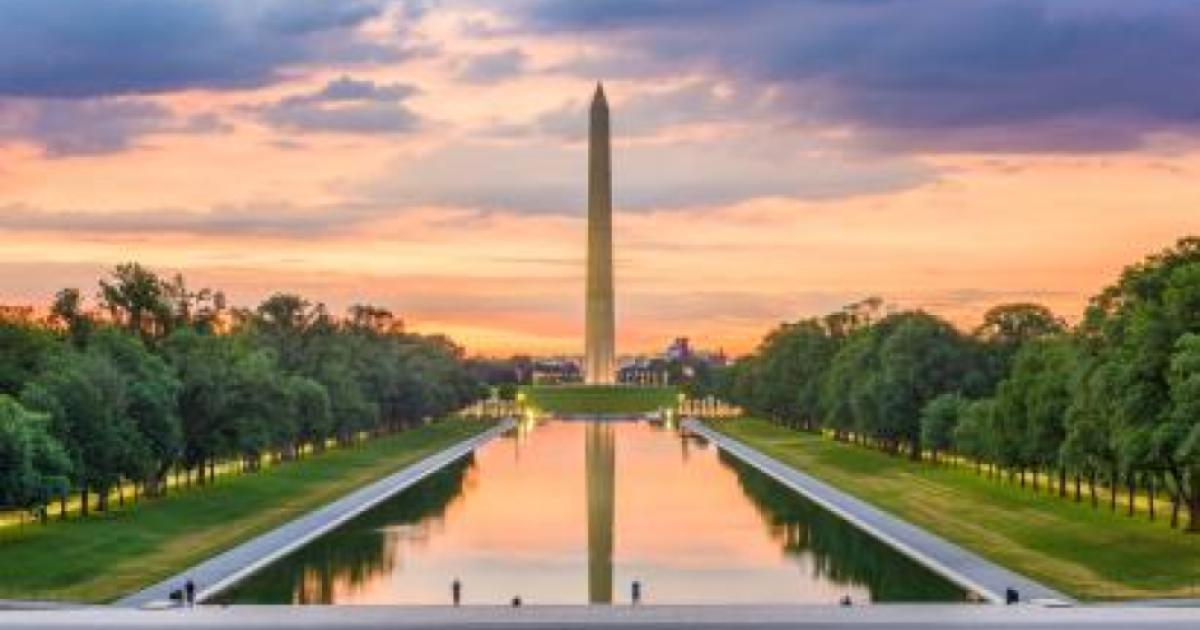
[214, 420, 968, 605]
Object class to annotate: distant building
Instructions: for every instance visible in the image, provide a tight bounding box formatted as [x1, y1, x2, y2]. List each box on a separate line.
[617, 358, 667, 386]
[532, 358, 582, 385]
[665, 337, 691, 362]
[701, 348, 728, 367]
[664, 337, 727, 367]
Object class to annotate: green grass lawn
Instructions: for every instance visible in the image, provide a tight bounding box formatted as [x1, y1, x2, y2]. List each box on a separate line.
[521, 385, 678, 414]
[710, 418, 1200, 602]
[0, 419, 492, 604]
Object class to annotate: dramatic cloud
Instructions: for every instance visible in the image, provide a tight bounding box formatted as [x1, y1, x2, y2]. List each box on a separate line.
[0, 0, 400, 98]
[311, 76, 418, 102]
[2, 0, 1199, 355]
[530, 80, 779, 140]
[457, 48, 529, 84]
[0, 202, 388, 236]
[365, 134, 933, 214]
[258, 76, 423, 134]
[521, 0, 1200, 151]
[0, 98, 225, 157]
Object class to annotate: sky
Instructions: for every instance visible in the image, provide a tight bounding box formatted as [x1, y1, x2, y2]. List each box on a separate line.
[0, 0, 1197, 357]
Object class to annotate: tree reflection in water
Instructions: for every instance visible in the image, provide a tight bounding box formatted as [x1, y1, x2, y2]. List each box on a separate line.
[717, 451, 969, 602]
[213, 454, 475, 604]
[211, 426, 970, 605]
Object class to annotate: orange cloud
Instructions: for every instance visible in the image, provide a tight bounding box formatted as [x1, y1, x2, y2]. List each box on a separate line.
[0, 9, 1196, 356]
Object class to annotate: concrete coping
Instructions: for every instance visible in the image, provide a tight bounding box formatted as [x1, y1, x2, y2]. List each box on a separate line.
[684, 420, 1073, 606]
[118, 419, 514, 608]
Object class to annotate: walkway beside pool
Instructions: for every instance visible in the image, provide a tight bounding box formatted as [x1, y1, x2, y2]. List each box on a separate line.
[6, 603, 1200, 629]
[118, 420, 515, 608]
[684, 420, 1070, 605]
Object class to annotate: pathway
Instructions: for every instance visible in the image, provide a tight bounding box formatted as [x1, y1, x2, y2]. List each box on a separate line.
[117, 419, 515, 608]
[5, 603, 1200, 629]
[684, 420, 1071, 605]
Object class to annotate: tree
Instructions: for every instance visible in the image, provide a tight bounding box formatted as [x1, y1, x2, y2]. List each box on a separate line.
[727, 357, 759, 412]
[250, 293, 318, 371]
[298, 336, 377, 442]
[288, 375, 332, 455]
[161, 273, 225, 334]
[49, 288, 94, 348]
[225, 349, 293, 469]
[871, 312, 984, 457]
[1061, 356, 1119, 508]
[1079, 238, 1200, 528]
[346, 304, 404, 336]
[88, 329, 182, 495]
[753, 319, 839, 429]
[820, 325, 876, 440]
[1, 267, 481, 521]
[20, 330, 181, 509]
[954, 399, 997, 473]
[992, 338, 1077, 492]
[0, 395, 70, 516]
[921, 393, 967, 463]
[255, 294, 314, 333]
[21, 350, 138, 514]
[975, 302, 1066, 392]
[99, 263, 170, 341]
[975, 303, 1066, 348]
[161, 328, 238, 483]
[0, 319, 58, 396]
[1167, 333, 1200, 530]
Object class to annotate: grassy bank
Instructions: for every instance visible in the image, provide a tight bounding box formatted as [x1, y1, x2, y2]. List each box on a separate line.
[521, 385, 677, 414]
[0, 419, 493, 603]
[710, 418, 1200, 601]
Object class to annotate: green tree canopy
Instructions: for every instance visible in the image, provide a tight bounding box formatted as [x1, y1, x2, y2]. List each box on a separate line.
[921, 393, 967, 461]
[0, 395, 70, 512]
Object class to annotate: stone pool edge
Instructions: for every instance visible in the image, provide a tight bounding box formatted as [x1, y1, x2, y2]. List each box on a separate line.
[117, 419, 515, 609]
[684, 420, 1072, 606]
[7, 604, 1200, 629]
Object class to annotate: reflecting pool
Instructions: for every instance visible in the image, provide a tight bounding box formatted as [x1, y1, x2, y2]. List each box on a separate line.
[213, 420, 968, 605]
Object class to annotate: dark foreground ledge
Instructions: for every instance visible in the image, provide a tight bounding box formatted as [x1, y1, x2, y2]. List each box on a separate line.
[2, 604, 1200, 630]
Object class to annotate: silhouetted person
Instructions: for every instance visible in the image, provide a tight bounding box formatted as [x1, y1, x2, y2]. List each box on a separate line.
[631, 580, 641, 605]
[185, 579, 196, 607]
[1005, 588, 1019, 605]
[452, 579, 461, 606]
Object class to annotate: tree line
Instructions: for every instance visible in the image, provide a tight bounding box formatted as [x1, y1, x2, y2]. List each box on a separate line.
[0, 264, 480, 519]
[717, 237, 1200, 532]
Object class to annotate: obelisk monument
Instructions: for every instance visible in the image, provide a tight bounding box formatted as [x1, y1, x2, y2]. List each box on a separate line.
[585, 83, 616, 385]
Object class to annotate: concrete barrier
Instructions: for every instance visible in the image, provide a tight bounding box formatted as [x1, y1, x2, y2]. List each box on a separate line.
[118, 420, 514, 608]
[685, 420, 1071, 605]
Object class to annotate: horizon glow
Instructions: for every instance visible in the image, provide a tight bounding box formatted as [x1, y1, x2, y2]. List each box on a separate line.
[0, 1, 1197, 356]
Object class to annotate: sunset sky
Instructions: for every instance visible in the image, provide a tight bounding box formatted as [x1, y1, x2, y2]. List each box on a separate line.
[1, 0, 1197, 356]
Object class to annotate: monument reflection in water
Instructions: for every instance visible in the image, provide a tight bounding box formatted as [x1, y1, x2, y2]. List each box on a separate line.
[586, 423, 615, 603]
[214, 420, 967, 605]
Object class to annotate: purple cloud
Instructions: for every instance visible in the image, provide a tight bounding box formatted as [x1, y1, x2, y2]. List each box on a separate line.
[258, 76, 423, 134]
[0, 0, 401, 98]
[0, 98, 225, 157]
[457, 48, 529, 84]
[520, 0, 1200, 152]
